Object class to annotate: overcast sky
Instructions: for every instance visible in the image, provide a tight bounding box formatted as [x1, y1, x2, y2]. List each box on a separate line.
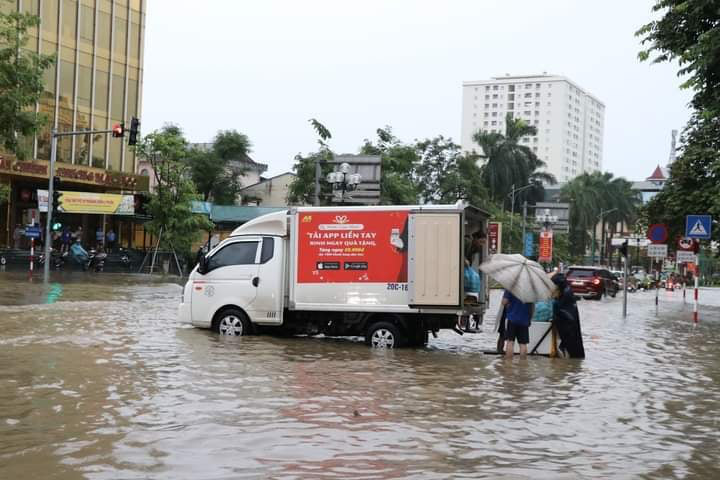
[142, 0, 691, 181]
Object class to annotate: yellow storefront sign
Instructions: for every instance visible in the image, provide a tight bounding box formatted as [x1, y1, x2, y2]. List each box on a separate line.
[59, 191, 135, 215]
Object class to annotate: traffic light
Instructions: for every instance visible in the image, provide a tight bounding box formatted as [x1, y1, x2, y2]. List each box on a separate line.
[619, 240, 629, 258]
[128, 117, 140, 146]
[112, 122, 125, 138]
[51, 176, 62, 217]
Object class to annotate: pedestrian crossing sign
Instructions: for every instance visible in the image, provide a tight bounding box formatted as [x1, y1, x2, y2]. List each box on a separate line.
[685, 215, 712, 239]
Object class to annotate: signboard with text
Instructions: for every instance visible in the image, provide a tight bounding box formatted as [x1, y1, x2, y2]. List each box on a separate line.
[538, 231, 553, 263]
[524, 232, 534, 258]
[488, 222, 502, 255]
[0, 154, 149, 191]
[647, 244, 668, 258]
[297, 210, 409, 283]
[676, 251, 697, 264]
[39, 190, 135, 215]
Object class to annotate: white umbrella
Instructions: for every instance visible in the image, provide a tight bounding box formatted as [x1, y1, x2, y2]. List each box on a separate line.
[480, 254, 556, 303]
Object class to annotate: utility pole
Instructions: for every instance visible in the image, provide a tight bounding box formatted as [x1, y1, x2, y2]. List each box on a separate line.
[592, 208, 616, 265]
[507, 184, 533, 254]
[314, 159, 321, 206]
[521, 201, 528, 254]
[509, 184, 515, 253]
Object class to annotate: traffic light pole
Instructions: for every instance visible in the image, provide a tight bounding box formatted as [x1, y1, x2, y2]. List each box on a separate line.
[43, 128, 58, 281]
[42, 126, 121, 282]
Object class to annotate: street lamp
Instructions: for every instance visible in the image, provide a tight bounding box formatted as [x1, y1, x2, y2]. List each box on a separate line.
[507, 183, 534, 253]
[592, 208, 617, 265]
[536, 208, 558, 231]
[326, 162, 362, 204]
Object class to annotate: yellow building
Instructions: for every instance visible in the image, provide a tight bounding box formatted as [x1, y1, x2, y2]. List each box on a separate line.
[0, 0, 148, 248]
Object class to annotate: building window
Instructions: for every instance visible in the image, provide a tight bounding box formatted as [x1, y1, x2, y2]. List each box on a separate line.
[485, 103, 489, 108]
[492, 103, 498, 108]
[508, 85, 515, 92]
[507, 103, 514, 110]
[493, 85, 498, 90]
[492, 94, 498, 99]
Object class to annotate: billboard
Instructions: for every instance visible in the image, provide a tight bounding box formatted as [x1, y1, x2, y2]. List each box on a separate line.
[297, 210, 409, 283]
[39, 190, 135, 215]
[538, 231, 553, 263]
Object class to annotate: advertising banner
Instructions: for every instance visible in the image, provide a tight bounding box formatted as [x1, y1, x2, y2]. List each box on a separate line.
[538, 231, 553, 263]
[57, 191, 135, 215]
[297, 210, 409, 283]
[523, 232, 534, 258]
[488, 222, 502, 255]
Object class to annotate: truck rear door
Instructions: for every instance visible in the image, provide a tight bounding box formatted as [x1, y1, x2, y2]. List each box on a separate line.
[407, 211, 462, 308]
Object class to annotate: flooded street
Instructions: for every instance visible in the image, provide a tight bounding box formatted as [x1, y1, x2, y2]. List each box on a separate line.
[1, 272, 719, 479]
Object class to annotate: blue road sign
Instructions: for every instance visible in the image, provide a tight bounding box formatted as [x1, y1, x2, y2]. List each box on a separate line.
[524, 232, 534, 257]
[685, 215, 712, 239]
[24, 227, 41, 239]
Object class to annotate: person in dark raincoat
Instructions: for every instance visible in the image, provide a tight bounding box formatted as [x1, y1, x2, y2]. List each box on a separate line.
[550, 273, 585, 358]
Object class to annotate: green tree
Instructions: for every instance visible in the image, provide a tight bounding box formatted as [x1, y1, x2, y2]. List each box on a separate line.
[288, 119, 334, 205]
[637, 1, 720, 245]
[359, 127, 419, 204]
[472, 114, 556, 206]
[0, 7, 54, 159]
[135, 124, 212, 257]
[186, 129, 251, 205]
[414, 135, 487, 206]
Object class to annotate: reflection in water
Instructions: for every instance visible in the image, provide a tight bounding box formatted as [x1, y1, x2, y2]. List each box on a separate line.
[0, 272, 719, 479]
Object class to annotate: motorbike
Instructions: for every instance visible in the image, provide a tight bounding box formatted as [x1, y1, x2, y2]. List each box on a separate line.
[39, 247, 107, 272]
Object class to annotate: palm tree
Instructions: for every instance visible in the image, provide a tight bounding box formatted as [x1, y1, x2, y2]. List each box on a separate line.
[561, 172, 640, 261]
[472, 114, 556, 207]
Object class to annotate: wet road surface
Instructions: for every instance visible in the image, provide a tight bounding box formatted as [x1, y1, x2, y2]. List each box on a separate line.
[1, 272, 719, 479]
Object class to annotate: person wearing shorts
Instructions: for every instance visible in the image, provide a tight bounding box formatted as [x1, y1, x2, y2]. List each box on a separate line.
[502, 290, 534, 358]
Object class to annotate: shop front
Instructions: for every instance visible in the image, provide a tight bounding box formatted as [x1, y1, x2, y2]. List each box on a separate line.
[0, 153, 149, 251]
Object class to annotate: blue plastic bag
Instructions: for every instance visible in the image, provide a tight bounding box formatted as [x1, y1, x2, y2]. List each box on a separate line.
[464, 265, 481, 294]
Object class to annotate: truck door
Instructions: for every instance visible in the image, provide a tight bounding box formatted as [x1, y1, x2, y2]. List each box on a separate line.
[191, 238, 261, 325]
[407, 212, 462, 308]
[247, 237, 285, 325]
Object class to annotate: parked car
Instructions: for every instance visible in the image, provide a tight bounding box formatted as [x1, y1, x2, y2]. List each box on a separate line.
[566, 266, 619, 300]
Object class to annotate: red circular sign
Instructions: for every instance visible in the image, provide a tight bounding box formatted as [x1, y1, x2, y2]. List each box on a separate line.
[647, 224, 668, 244]
[678, 237, 693, 250]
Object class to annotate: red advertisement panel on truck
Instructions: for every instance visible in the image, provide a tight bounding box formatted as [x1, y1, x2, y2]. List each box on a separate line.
[297, 210, 409, 283]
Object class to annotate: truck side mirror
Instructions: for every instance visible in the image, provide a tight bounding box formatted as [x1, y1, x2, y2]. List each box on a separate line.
[197, 254, 208, 275]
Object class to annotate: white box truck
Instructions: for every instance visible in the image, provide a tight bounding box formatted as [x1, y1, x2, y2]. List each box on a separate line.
[178, 202, 489, 347]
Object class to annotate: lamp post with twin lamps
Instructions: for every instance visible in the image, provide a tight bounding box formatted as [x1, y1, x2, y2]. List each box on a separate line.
[326, 162, 362, 205]
[507, 183, 534, 253]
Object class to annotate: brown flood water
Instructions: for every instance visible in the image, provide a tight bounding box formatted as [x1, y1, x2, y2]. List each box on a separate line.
[1, 271, 719, 479]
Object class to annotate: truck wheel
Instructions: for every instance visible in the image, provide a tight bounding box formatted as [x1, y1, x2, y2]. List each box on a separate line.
[214, 309, 250, 336]
[366, 322, 402, 348]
